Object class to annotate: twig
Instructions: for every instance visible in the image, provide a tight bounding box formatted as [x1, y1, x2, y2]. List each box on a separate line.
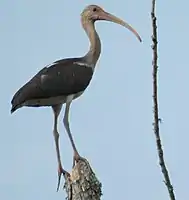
[151, 1, 176, 200]
[62, 158, 102, 200]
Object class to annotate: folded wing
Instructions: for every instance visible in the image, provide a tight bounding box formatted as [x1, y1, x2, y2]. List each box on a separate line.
[11, 58, 93, 112]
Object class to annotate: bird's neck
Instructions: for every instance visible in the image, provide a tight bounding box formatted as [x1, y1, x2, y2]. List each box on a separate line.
[82, 21, 101, 67]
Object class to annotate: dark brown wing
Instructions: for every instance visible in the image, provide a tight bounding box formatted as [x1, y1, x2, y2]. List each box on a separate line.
[11, 58, 93, 112]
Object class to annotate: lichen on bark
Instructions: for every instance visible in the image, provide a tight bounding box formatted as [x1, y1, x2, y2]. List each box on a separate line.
[63, 158, 102, 200]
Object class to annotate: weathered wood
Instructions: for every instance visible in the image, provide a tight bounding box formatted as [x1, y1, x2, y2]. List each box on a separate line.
[63, 158, 102, 200]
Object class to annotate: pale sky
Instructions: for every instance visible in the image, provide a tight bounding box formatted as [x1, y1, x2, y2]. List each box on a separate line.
[1, 0, 189, 199]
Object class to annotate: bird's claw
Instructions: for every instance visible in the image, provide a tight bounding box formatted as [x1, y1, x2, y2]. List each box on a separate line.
[57, 167, 69, 192]
[72, 152, 86, 168]
[57, 172, 62, 192]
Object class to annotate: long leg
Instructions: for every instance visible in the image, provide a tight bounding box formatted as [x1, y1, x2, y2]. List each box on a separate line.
[52, 104, 68, 191]
[63, 95, 84, 166]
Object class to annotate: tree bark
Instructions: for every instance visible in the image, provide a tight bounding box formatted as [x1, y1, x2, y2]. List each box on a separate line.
[63, 158, 102, 200]
[151, 0, 176, 199]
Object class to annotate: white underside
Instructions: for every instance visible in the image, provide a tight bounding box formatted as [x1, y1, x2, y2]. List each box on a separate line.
[22, 91, 83, 107]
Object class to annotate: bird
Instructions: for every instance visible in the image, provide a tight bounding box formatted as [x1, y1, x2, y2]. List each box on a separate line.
[11, 4, 141, 191]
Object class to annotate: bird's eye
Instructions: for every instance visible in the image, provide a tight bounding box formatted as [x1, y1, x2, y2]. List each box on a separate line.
[93, 8, 97, 12]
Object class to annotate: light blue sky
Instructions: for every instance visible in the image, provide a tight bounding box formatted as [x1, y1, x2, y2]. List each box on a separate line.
[1, 0, 189, 199]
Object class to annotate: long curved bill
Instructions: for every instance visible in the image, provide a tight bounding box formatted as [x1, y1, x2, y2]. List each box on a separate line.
[99, 11, 142, 42]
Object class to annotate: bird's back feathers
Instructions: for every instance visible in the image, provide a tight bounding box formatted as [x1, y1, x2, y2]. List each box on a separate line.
[11, 58, 94, 113]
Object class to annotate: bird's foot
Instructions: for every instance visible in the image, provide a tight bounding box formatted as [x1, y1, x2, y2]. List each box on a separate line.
[57, 165, 70, 192]
[72, 151, 86, 168]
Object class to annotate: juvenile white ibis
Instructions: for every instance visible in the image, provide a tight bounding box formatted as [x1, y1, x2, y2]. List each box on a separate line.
[11, 5, 141, 190]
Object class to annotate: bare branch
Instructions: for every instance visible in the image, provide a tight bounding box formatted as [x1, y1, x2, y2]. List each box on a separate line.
[151, 1, 176, 199]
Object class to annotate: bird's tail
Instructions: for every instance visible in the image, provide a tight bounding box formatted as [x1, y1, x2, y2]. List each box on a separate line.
[10, 104, 21, 114]
[11, 86, 26, 114]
